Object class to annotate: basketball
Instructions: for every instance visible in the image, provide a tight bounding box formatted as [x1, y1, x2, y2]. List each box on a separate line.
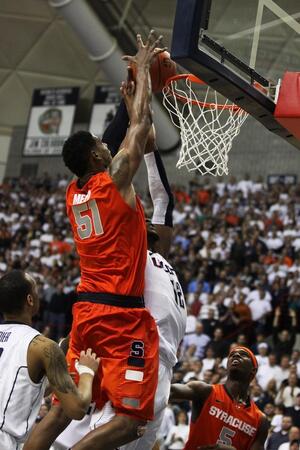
[131, 50, 177, 93]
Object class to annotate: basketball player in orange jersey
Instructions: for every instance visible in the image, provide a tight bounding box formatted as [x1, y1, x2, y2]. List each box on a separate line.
[170, 346, 269, 450]
[22, 74, 181, 450]
[59, 32, 165, 450]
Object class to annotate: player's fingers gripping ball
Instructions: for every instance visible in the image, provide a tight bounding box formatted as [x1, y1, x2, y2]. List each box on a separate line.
[130, 50, 177, 93]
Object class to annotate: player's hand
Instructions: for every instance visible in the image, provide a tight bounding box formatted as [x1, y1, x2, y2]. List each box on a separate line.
[120, 67, 135, 116]
[78, 348, 100, 374]
[122, 30, 167, 68]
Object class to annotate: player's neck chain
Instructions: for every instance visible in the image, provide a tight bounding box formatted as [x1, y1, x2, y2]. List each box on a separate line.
[233, 394, 249, 408]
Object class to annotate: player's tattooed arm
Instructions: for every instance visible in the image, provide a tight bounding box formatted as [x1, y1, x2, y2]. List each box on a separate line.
[30, 335, 99, 419]
[29, 335, 76, 394]
[42, 341, 77, 395]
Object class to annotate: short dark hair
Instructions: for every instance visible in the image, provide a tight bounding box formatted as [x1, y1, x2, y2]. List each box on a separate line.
[0, 270, 33, 314]
[62, 131, 96, 177]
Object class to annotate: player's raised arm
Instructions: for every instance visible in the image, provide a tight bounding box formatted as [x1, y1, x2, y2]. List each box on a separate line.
[120, 73, 174, 256]
[170, 381, 212, 402]
[144, 125, 174, 258]
[109, 31, 166, 197]
[28, 335, 99, 420]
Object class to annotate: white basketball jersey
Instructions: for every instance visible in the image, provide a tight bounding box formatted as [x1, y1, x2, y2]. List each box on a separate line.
[0, 323, 47, 443]
[145, 251, 187, 368]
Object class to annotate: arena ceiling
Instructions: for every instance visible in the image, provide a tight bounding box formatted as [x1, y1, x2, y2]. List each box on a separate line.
[0, 0, 299, 134]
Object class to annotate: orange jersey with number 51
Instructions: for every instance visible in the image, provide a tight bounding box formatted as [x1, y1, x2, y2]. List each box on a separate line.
[184, 384, 263, 450]
[66, 172, 147, 296]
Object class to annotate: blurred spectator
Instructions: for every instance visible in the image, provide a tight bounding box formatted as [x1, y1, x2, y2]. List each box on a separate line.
[291, 351, 300, 378]
[182, 322, 210, 359]
[285, 394, 300, 428]
[278, 428, 300, 450]
[48, 282, 68, 341]
[266, 415, 293, 450]
[264, 402, 276, 426]
[164, 410, 189, 449]
[183, 359, 203, 383]
[276, 374, 300, 408]
[255, 342, 270, 366]
[252, 383, 269, 411]
[277, 355, 293, 386]
[198, 294, 219, 321]
[185, 306, 197, 335]
[271, 405, 285, 433]
[200, 347, 217, 377]
[157, 404, 176, 449]
[257, 353, 282, 390]
[272, 309, 297, 360]
[208, 327, 229, 359]
[246, 285, 272, 330]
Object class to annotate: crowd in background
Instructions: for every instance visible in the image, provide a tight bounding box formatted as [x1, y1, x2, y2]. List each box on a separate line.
[1, 173, 300, 449]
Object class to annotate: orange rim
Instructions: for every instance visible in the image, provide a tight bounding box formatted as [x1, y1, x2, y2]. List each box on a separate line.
[164, 73, 242, 111]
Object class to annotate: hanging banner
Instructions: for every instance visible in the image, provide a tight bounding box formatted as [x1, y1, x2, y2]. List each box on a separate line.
[23, 87, 79, 156]
[89, 86, 120, 138]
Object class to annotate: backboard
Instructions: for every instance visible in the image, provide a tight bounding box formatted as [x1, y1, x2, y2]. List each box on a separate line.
[170, 0, 300, 150]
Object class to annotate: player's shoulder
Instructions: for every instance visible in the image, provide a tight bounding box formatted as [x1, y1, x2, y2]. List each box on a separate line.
[259, 413, 269, 429]
[65, 178, 77, 202]
[254, 404, 268, 423]
[188, 380, 213, 401]
[29, 335, 58, 356]
[66, 177, 77, 191]
[249, 398, 268, 427]
[148, 250, 172, 266]
[255, 412, 270, 441]
[28, 335, 68, 374]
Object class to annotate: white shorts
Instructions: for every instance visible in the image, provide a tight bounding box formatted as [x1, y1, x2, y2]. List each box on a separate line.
[54, 361, 172, 450]
[91, 360, 173, 450]
[54, 406, 94, 449]
[0, 430, 22, 450]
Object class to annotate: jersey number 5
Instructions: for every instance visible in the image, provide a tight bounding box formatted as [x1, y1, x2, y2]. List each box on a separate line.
[217, 426, 236, 446]
[72, 199, 104, 240]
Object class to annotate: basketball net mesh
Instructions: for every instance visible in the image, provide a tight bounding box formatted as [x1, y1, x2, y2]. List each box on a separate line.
[163, 76, 248, 176]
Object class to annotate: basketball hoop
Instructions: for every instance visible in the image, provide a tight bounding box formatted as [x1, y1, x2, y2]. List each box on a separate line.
[162, 74, 248, 176]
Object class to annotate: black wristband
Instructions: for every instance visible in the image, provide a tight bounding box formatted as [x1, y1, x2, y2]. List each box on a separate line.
[102, 99, 129, 157]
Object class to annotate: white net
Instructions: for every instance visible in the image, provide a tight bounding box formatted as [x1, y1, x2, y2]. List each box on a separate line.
[162, 75, 248, 176]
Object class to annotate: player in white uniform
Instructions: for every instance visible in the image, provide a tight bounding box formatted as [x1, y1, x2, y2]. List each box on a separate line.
[0, 269, 99, 450]
[0, 321, 47, 450]
[23, 77, 186, 450]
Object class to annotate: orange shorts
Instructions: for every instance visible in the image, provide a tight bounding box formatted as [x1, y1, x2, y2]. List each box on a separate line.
[67, 301, 159, 421]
